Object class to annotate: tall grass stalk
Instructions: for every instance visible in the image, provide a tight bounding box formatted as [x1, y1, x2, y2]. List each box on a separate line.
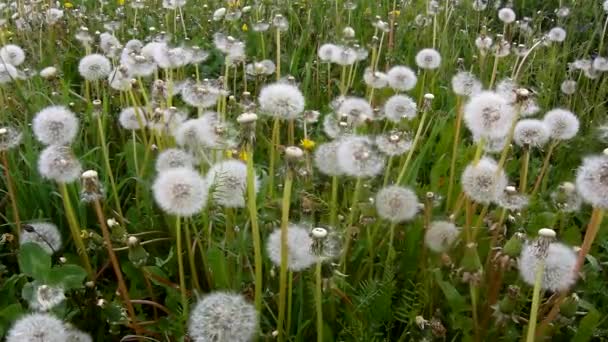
[277, 167, 294, 342]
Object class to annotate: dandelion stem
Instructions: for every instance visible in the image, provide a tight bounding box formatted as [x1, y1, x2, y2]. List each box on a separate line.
[268, 118, 280, 199]
[396, 104, 430, 184]
[574, 207, 605, 273]
[175, 216, 189, 319]
[526, 259, 545, 342]
[96, 114, 125, 224]
[277, 168, 294, 342]
[340, 177, 362, 273]
[329, 175, 339, 227]
[1, 151, 20, 236]
[93, 199, 142, 335]
[531, 140, 559, 196]
[246, 142, 263, 311]
[315, 261, 323, 342]
[276, 29, 281, 81]
[184, 219, 201, 291]
[446, 96, 463, 210]
[520, 146, 530, 193]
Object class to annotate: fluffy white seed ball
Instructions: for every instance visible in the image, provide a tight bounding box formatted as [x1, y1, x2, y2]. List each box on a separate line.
[547, 27, 567, 42]
[386, 65, 417, 91]
[20, 222, 62, 254]
[498, 8, 516, 23]
[576, 154, 608, 209]
[384, 94, 417, 122]
[518, 241, 577, 292]
[375, 185, 419, 223]
[32, 105, 79, 145]
[513, 119, 550, 148]
[6, 313, 67, 342]
[313, 141, 343, 176]
[336, 136, 385, 177]
[543, 108, 579, 140]
[152, 167, 208, 216]
[464, 91, 516, 139]
[451, 71, 482, 97]
[78, 53, 112, 81]
[155, 148, 197, 172]
[258, 83, 305, 120]
[461, 157, 508, 204]
[266, 224, 317, 271]
[337, 97, 374, 125]
[38, 145, 82, 183]
[188, 292, 258, 342]
[425, 221, 460, 253]
[0, 44, 25, 66]
[207, 160, 258, 208]
[118, 107, 147, 130]
[415, 48, 441, 69]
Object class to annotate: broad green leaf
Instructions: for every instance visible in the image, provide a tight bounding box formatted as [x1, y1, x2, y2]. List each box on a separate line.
[573, 310, 601, 342]
[18, 243, 51, 279]
[433, 269, 467, 313]
[47, 264, 87, 290]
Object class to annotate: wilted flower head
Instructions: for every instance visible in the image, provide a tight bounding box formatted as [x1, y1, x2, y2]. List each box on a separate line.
[386, 65, 417, 91]
[188, 292, 258, 342]
[258, 82, 305, 120]
[313, 141, 343, 176]
[575, 153, 608, 209]
[425, 221, 460, 253]
[0, 44, 25, 66]
[451, 71, 482, 96]
[463, 91, 516, 139]
[375, 185, 419, 223]
[513, 119, 550, 147]
[266, 224, 316, 271]
[415, 48, 441, 69]
[363, 67, 388, 89]
[498, 8, 516, 23]
[155, 148, 197, 172]
[384, 94, 417, 122]
[551, 181, 582, 212]
[152, 167, 208, 216]
[543, 108, 579, 140]
[33, 105, 79, 146]
[336, 136, 385, 177]
[207, 160, 258, 208]
[78, 54, 112, 81]
[38, 145, 82, 183]
[0, 126, 22, 151]
[80, 170, 105, 203]
[20, 222, 62, 254]
[376, 131, 412, 156]
[461, 157, 508, 204]
[337, 97, 373, 125]
[118, 107, 147, 130]
[29, 284, 65, 311]
[6, 313, 67, 342]
[518, 238, 577, 292]
[547, 27, 567, 43]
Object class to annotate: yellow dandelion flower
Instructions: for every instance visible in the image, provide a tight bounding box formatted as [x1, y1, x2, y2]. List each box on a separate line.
[389, 10, 400, 17]
[300, 138, 316, 151]
[242, 23, 248, 32]
[118, 0, 125, 5]
[64, 2, 73, 8]
[239, 149, 248, 161]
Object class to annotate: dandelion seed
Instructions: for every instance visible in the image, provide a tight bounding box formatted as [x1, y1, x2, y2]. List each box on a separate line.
[518, 239, 577, 292]
[0, 126, 22, 151]
[547, 27, 566, 42]
[313, 141, 343, 176]
[386, 65, 417, 91]
[451, 71, 482, 96]
[33, 106, 79, 145]
[575, 153, 608, 209]
[6, 313, 67, 342]
[188, 292, 258, 342]
[543, 108, 579, 140]
[152, 167, 208, 217]
[498, 8, 516, 23]
[337, 97, 373, 125]
[463, 91, 516, 139]
[118, 107, 147, 130]
[78, 54, 112, 81]
[156, 148, 197, 172]
[336, 136, 385, 177]
[0, 44, 25, 66]
[20, 222, 62, 254]
[384, 94, 417, 122]
[258, 82, 305, 120]
[375, 185, 419, 223]
[461, 157, 508, 204]
[207, 160, 258, 208]
[415, 48, 441, 69]
[425, 221, 460, 253]
[38, 145, 82, 183]
[513, 119, 550, 148]
[266, 224, 317, 271]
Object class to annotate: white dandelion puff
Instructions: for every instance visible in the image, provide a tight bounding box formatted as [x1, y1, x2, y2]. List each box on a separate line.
[0, 44, 25, 66]
[337, 97, 373, 125]
[415, 48, 441, 69]
[0, 63, 20, 84]
[425, 221, 460, 253]
[38, 145, 82, 183]
[386, 65, 417, 91]
[152, 167, 208, 217]
[451, 71, 482, 96]
[206, 160, 258, 208]
[313, 141, 343, 176]
[33, 105, 79, 145]
[513, 119, 550, 148]
[547, 27, 567, 42]
[363, 67, 388, 89]
[463, 91, 516, 139]
[20, 222, 62, 254]
[375, 185, 419, 223]
[78, 54, 112, 81]
[551, 181, 582, 212]
[384, 94, 417, 122]
[118, 107, 148, 130]
[39, 66, 58, 79]
[461, 157, 508, 204]
[336, 136, 385, 177]
[6, 313, 67, 342]
[258, 82, 305, 120]
[0, 126, 22, 151]
[65, 328, 93, 342]
[543, 108, 579, 140]
[575, 154, 608, 209]
[318, 43, 338, 62]
[375, 131, 412, 156]
[518, 241, 577, 292]
[498, 8, 516, 23]
[30, 284, 65, 311]
[155, 148, 197, 172]
[266, 224, 317, 271]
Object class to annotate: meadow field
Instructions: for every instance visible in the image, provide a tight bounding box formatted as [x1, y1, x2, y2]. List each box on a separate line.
[1, 0, 608, 341]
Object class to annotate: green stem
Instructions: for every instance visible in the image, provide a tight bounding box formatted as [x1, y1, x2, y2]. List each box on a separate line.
[526, 259, 545, 342]
[520, 147, 530, 193]
[446, 96, 464, 210]
[96, 114, 124, 224]
[340, 178, 362, 273]
[396, 106, 430, 184]
[278, 169, 294, 342]
[329, 176, 339, 227]
[175, 216, 188, 318]
[268, 118, 280, 199]
[246, 143, 263, 312]
[315, 261, 323, 342]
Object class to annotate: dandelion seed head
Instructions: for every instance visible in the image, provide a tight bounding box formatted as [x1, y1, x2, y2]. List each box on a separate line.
[375, 185, 419, 223]
[65, 328, 92, 342]
[384, 94, 417, 122]
[473, 133, 507, 154]
[155, 148, 197, 172]
[593, 56, 608, 72]
[258, 82, 305, 120]
[108, 66, 132, 91]
[475, 35, 493, 54]
[0, 44, 25, 66]
[547, 27, 566, 42]
[181, 79, 221, 108]
[331, 45, 357, 66]
[386, 65, 417, 91]
[30, 284, 65, 311]
[148, 106, 187, 135]
[472, 0, 487, 11]
[99, 32, 121, 58]
[518, 241, 577, 292]
[313, 141, 343, 176]
[496, 187, 529, 211]
[162, 0, 186, 10]
[38, 145, 82, 183]
[513, 119, 550, 147]
[318, 43, 338, 62]
[322, 114, 350, 139]
[0, 126, 22, 151]
[337, 97, 373, 125]
[6, 313, 67, 342]
[498, 8, 516, 23]
[425, 221, 460, 253]
[575, 154, 608, 209]
[78, 53, 111, 81]
[543, 108, 579, 140]
[152, 167, 208, 217]
[551, 181, 582, 212]
[0, 63, 19, 83]
[33, 106, 79, 145]
[246, 60, 276, 76]
[266, 224, 317, 271]
[461, 157, 508, 204]
[464, 91, 516, 139]
[415, 48, 441, 69]
[376, 131, 412, 156]
[45, 8, 64, 25]
[188, 292, 258, 342]
[336, 136, 385, 177]
[363, 67, 388, 89]
[20, 222, 62, 254]
[451, 71, 482, 96]
[119, 107, 147, 130]
[207, 160, 258, 208]
[39, 66, 58, 79]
